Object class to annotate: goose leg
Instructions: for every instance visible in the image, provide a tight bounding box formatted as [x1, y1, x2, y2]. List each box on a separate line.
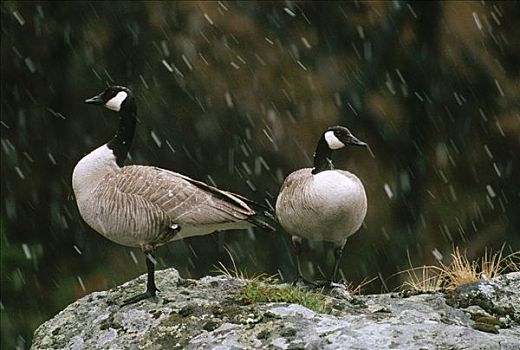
[331, 240, 347, 283]
[122, 246, 158, 305]
[291, 235, 315, 286]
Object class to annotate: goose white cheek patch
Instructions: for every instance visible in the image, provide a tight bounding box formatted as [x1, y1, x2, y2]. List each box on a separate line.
[324, 131, 345, 150]
[104, 91, 128, 112]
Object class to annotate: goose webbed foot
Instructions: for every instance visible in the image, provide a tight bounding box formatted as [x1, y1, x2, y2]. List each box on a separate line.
[322, 281, 353, 300]
[313, 280, 348, 290]
[121, 288, 158, 306]
[312, 279, 334, 288]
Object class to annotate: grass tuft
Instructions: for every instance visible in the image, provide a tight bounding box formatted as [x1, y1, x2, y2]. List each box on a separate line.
[480, 246, 519, 280]
[402, 264, 444, 293]
[241, 279, 332, 314]
[440, 246, 481, 290]
[213, 246, 271, 281]
[214, 247, 331, 313]
[344, 277, 378, 295]
[399, 245, 519, 292]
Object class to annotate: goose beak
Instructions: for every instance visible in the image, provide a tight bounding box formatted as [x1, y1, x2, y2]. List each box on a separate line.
[84, 93, 104, 105]
[348, 135, 368, 148]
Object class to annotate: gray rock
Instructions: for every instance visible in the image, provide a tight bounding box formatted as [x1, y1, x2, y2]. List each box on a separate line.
[31, 270, 520, 349]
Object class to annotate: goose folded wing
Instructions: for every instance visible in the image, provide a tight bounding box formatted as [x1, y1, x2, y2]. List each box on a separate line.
[113, 165, 255, 226]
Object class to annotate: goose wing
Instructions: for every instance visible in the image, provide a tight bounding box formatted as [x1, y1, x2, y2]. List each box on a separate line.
[113, 165, 255, 226]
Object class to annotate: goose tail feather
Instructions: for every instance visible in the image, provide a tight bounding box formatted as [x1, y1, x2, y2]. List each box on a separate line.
[247, 208, 279, 232]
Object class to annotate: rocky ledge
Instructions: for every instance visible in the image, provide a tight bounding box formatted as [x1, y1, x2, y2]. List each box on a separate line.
[32, 270, 520, 349]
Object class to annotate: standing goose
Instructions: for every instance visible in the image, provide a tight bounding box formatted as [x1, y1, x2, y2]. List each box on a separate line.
[72, 86, 273, 305]
[275, 126, 368, 284]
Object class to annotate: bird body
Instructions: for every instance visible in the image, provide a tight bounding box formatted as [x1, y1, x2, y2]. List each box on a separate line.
[275, 126, 368, 283]
[276, 168, 366, 243]
[73, 86, 273, 304]
[73, 147, 254, 248]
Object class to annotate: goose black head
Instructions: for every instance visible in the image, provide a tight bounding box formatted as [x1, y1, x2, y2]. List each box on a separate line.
[323, 126, 368, 150]
[312, 125, 368, 174]
[85, 86, 137, 166]
[85, 86, 135, 113]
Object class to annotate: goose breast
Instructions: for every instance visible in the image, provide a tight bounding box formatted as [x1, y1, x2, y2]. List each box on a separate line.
[276, 168, 367, 242]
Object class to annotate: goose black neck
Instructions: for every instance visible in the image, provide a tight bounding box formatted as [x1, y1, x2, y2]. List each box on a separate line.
[107, 102, 136, 167]
[312, 136, 334, 174]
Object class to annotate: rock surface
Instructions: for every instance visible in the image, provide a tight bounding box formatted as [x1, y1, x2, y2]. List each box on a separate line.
[32, 270, 520, 349]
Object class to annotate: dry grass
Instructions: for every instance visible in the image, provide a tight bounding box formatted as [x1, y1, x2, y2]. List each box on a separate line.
[343, 277, 378, 295]
[400, 245, 519, 292]
[439, 246, 481, 290]
[214, 257, 255, 281]
[480, 247, 519, 279]
[401, 265, 445, 292]
[213, 245, 270, 281]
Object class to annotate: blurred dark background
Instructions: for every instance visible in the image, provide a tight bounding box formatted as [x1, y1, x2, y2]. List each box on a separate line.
[1, 1, 519, 348]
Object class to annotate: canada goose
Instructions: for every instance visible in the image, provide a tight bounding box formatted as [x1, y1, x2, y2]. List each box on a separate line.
[275, 126, 368, 284]
[72, 86, 274, 305]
